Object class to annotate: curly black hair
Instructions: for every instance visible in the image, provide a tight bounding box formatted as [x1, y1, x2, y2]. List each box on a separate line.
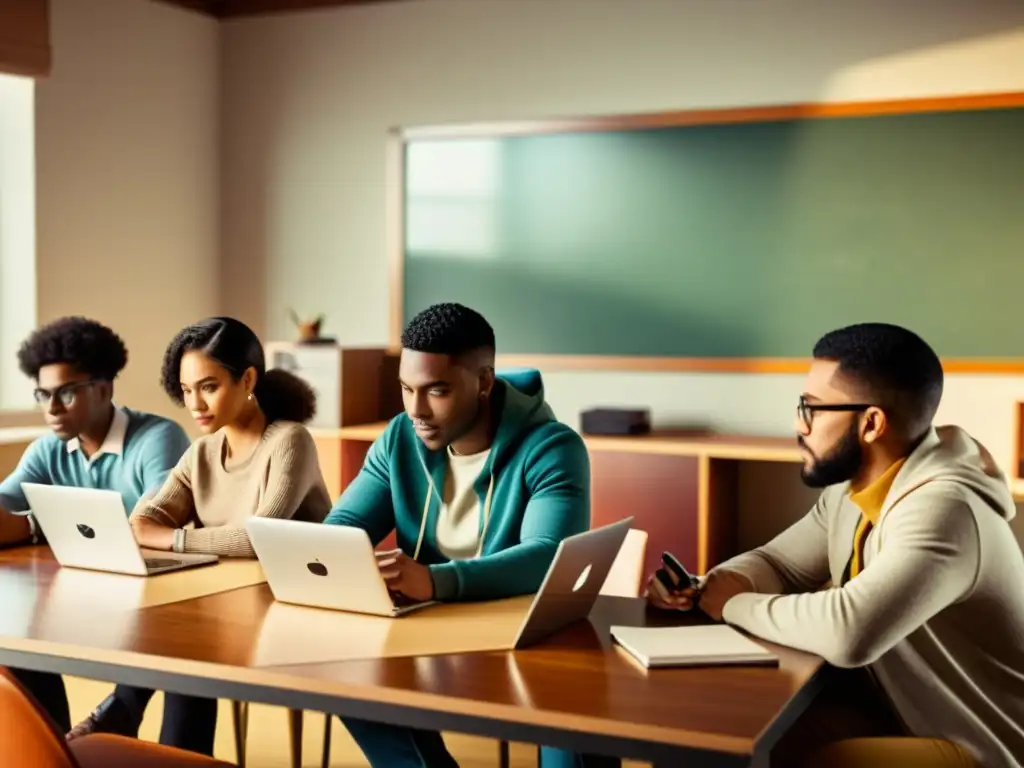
[813, 322, 943, 436]
[17, 317, 128, 381]
[160, 317, 317, 424]
[401, 303, 495, 356]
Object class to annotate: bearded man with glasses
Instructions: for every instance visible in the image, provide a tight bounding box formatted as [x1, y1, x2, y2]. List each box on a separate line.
[0, 316, 190, 735]
[647, 322, 1024, 768]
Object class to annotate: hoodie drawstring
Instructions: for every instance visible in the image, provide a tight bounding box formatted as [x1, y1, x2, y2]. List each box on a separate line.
[475, 474, 495, 558]
[412, 472, 495, 561]
[412, 475, 432, 561]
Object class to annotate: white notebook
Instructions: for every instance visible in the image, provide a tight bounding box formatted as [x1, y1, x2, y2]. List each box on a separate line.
[611, 624, 779, 668]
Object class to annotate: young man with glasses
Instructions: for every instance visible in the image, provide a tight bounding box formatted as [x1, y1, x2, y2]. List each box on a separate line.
[0, 316, 191, 735]
[648, 323, 1024, 768]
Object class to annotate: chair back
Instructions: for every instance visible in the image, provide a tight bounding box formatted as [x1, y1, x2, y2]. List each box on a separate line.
[0, 668, 78, 768]
[599, 528, 649, 597]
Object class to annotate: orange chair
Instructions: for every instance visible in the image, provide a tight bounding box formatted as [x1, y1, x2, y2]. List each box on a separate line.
[0, 668, 235, 768]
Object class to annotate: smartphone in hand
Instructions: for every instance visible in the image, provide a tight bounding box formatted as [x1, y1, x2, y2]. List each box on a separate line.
[656, 551, 701, 593]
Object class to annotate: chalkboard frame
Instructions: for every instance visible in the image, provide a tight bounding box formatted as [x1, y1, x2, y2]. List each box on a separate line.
[387, 90, 1024, 374]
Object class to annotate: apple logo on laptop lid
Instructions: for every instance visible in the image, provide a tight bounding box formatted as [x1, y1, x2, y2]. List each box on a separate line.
[573, 564, 592, 592]
[76, 524, 96, 539]
[307, 559, 328, 577]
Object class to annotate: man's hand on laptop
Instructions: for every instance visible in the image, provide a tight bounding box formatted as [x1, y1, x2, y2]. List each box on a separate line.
[375, 548, 434, 603]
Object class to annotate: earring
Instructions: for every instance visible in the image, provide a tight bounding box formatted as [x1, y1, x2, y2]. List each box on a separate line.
[247, 393, 253, 401]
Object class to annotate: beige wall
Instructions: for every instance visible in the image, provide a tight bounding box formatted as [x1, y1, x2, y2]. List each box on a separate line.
[32, 0, 219, 428]
[219, 0, 1024, 483]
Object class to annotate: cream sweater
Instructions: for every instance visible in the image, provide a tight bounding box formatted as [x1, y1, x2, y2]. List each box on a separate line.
[131, 421, 331, 557]
[718, 426, 1024, 768]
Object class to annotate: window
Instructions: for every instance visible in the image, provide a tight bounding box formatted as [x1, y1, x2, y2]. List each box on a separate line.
[0, 73, 36, 410]
[405, 138, 502, 260]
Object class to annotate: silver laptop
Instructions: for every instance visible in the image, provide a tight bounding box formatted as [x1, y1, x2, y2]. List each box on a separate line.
[246, 517, 436, 617]
[21, 483, 219, 576]
[512, 516, 634, 648]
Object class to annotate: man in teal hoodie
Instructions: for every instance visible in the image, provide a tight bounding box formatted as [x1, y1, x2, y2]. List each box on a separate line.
[325, 303, 615, 768]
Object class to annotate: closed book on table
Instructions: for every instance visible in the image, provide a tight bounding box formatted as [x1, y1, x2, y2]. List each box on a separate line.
[610, 624, 779, 668]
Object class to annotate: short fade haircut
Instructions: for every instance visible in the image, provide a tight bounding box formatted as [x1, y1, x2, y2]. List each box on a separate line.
[401, 303, 495, 357]
[17, 317, 128, 381]
[812, 322, 943, 437]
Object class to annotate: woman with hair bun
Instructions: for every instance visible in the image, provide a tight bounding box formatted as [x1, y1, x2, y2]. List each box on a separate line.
[68, 317, 330, 752]
[130, 315, 331, 556]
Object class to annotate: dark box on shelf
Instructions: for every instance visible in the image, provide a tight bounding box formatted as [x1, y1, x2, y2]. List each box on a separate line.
[580, 408, 651, 436]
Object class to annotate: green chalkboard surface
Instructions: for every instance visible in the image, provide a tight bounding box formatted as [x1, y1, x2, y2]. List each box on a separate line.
[402, 104, 1024, 359]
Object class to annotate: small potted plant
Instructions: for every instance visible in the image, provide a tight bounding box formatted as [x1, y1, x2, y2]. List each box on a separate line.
[288, 309, 327, 344]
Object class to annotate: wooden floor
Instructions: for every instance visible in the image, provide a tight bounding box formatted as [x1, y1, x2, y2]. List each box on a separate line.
[66, 677, 647, 767]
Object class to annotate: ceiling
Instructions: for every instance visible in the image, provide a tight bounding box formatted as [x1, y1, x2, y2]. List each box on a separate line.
[158, 0, 407, 19]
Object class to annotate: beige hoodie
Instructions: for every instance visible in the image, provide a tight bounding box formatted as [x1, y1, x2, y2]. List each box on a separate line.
[718, 426, 1024, 768]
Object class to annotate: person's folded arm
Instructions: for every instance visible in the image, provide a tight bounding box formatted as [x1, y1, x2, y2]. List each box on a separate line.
[722, 487, 980, 667]
[181, 427, 322, 557]
[428, 425, 590, 602]
[323, 425, 396, 545]
[129, 447, 198, 550]
[710, 491, 834, 595]
[0, 439, 52, 546]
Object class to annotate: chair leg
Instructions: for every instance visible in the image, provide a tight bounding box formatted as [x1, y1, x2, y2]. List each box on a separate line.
[231, 700, 249, 767]
[498, 738, 511, 768]
[321, 711, 332, 768]
[288, 708, 304, 768]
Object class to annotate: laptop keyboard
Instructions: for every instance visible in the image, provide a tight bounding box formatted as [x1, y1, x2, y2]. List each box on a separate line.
[145, 558, 182, 569]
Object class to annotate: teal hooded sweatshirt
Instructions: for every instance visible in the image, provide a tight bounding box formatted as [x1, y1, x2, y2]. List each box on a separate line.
[324, 369, 590, 601]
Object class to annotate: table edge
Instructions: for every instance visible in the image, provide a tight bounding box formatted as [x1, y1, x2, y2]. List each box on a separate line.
[0, 637, 757, 760]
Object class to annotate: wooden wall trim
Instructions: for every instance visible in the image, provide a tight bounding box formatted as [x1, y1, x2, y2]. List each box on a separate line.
[389, 92, 1024, 375]
[495, 356, 812, 374]
[156, 0, 406, 18]
[400, 91, 1024, 141]
[0, 0, 51, 77]
[489, 356, 1024, 376]
[218, 0, 405, 16]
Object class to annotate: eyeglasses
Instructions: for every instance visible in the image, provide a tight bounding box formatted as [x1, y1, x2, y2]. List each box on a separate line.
[797, 395, 873, 430]
[33, 380, 98, 409]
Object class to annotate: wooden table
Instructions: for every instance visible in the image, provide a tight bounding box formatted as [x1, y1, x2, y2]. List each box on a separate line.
[0, 547, 825, 766]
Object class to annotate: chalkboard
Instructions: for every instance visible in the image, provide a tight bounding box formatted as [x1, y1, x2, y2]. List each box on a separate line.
[401, 101, 1024, 360]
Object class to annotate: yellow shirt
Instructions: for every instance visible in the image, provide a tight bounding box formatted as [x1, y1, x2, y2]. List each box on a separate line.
[846, 457, 907, 580]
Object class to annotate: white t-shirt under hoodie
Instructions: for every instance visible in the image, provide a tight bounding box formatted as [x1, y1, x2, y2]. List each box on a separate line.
[435, 445, 490, 561]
